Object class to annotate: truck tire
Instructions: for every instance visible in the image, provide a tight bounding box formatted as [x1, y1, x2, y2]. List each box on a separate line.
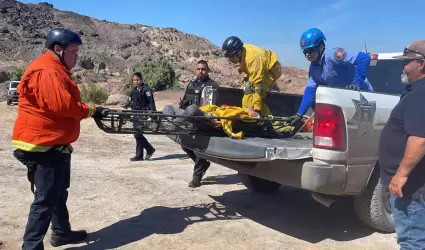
[6, 99, 12, 105]
[353, 172, 394, 233]
[238, 172, 281, 193]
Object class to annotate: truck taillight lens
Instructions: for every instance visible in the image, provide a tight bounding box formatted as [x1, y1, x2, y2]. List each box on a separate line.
[313, 103, 346, 151]
[370, 54, 378, 60]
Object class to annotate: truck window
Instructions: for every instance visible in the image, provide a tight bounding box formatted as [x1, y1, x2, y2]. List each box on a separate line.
[367, 59, 405, 96]
[10, 82, 19, 88]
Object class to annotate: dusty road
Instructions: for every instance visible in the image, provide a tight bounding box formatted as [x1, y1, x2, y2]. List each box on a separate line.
[0, 92, 398, 250]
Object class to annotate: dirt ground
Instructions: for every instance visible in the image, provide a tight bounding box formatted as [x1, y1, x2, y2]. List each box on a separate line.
[0, 91, 398, 250]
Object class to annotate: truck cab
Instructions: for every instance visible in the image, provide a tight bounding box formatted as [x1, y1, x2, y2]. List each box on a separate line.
[7, 80, 20, 105]
[169, 52, 405, 233]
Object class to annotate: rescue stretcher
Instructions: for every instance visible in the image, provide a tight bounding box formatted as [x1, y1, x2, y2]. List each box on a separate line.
[94, 107, 314, 161]
[93, 108, 297, 138]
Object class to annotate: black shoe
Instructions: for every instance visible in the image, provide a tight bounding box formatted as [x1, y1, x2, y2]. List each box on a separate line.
[145, 148, 155, 160]
[50, 230, 87, 247]
[130, 156, 144, 161]
[189, 175, 202, 188]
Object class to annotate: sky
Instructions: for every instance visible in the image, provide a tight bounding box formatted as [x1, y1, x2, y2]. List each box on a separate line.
[21, 0, 424, 70]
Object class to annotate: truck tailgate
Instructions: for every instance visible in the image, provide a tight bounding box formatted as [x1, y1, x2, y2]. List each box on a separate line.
[167, 133, 313, 161]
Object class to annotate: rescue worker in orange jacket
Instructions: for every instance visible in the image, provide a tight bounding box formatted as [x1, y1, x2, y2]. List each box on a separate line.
[11, 28, 108, 250]
[222, 36, 282, 117]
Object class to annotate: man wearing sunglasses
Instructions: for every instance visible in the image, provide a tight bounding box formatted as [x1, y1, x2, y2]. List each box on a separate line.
[379, 40, 425, 249]
[289, 28, 374, 126]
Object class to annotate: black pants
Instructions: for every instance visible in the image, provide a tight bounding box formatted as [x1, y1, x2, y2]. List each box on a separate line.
[181, 146, 210, 177]
[13, 149, 72, 250]
[134, 133, 154, 159]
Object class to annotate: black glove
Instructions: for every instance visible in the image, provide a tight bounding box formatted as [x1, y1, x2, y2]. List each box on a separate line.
[179, 99, 190, 110]
[289, 113, 302, 126]
[345, 84, 360, 91]
[92, 106, 109, 118]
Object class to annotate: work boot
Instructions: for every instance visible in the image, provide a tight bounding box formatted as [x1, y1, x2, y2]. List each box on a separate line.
[50, 230, 87, 247]
[189, 175, 202, 188]
[145, 148, 155, 160]
[130, 156, 144, 161]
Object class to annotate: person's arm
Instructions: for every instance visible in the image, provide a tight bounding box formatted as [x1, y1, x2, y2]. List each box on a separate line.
[144, 87, 156, 111]
[296, 75, 318, 116]
[36, 70, 95, 120]
[390, 92, 425, 197]
[334, 49, 370, 89]
[245, 55, 266, 112]
[179, 82, 192, 109]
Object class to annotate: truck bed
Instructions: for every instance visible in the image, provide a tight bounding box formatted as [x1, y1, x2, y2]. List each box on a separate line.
[167, 132, 313, 162]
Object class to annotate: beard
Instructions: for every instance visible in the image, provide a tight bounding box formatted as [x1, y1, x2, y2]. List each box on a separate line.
[401, 71, 410, 84]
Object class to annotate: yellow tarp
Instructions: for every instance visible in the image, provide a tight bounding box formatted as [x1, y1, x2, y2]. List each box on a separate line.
[199, 105, 295, 139]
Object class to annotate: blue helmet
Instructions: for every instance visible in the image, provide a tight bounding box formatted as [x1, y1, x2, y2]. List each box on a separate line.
[299, 28, 326, 50]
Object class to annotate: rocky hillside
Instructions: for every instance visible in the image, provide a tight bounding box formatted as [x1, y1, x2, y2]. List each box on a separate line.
[0, 0, 307, 102]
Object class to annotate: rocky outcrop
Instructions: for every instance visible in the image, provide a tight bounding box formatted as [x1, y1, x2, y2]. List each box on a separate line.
[0, 0, 308, 102]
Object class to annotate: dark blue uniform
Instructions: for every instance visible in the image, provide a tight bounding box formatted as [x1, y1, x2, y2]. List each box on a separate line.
[298, 48, 373, 115]
[179, 76, 219, 187]
[129, 84, 156, 161]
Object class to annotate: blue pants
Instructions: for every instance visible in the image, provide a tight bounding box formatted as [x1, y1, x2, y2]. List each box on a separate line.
[391, 194, 425, 250]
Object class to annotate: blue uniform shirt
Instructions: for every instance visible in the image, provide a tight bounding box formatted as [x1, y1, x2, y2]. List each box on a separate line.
[130, 84, 156, 111]
[297, 48, 374, 115]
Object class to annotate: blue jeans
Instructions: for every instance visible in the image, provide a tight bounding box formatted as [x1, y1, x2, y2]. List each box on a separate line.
[390, 194, 425, 250]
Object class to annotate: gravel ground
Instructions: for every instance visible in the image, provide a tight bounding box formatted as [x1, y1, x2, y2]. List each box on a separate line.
[0, 96, 398, 250]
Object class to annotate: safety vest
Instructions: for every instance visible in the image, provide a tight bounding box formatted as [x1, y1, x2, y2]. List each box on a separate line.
[180, 77, 217, 109]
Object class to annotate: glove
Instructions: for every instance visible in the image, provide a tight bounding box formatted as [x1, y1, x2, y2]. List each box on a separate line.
[179, 99, 190, 110]
[92, 106, 109, 118]
[122, 104, 130, 109]
[289, 113, 302, 126]
[346, 84, 360, 91]
[246, 108, 260, 118]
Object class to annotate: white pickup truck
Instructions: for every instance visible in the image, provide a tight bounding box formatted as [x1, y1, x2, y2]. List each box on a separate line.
[168, 52, 405, 233]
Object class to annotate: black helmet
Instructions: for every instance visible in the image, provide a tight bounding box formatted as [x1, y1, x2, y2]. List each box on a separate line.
[45, 28, 82, 50]
[222, 36, 243, 57]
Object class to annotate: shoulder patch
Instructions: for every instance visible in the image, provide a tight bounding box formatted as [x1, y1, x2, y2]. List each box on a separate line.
[334, 48, 346, 61]
[146, 91, 151, 97]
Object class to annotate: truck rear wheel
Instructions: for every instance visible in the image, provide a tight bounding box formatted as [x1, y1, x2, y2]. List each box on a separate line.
[353, 172, 394, 233]
[238, 172, 281, 193]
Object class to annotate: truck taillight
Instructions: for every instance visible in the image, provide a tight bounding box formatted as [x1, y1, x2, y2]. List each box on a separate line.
[370, 54, 378, 66]
[313, 103, 346, 151]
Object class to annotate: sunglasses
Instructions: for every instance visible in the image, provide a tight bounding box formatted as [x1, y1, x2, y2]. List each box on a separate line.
[403, 48, 425, 59]
[303, 47, 317, 55]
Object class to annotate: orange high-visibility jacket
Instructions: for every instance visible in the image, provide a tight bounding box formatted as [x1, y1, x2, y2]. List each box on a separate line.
[12, 51, 96, 152]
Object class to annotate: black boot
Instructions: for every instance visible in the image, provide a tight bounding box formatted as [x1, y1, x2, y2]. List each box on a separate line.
[50, 230, 87, 247]
[144, 148, 156, 160]
[189, 175, 202, 188]
[130, 156, 144, 161]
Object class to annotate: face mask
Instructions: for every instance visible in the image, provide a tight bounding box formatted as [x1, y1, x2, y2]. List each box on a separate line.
[401, 71, 409, 84]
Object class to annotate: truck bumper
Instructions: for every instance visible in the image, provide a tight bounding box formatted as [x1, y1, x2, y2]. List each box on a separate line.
[198, 154, 350, 195]
[8, 96, 19, 102]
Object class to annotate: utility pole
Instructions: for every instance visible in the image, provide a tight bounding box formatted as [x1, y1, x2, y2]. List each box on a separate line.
[364, 41, 368, 54]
